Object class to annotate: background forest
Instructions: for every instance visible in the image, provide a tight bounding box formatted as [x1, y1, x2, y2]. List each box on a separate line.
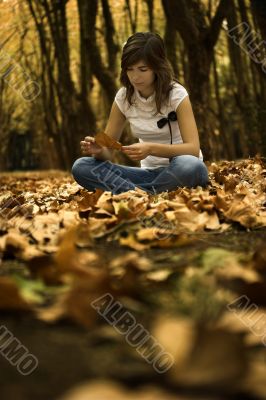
[0, 0, 265, 171]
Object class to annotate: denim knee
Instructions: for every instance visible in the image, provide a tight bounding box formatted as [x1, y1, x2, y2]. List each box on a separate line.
[72, 157, 93, 178]
[170, 155, 209, 187]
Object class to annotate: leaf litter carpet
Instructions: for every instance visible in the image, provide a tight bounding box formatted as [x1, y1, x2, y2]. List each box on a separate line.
[0, 158, 266, 399]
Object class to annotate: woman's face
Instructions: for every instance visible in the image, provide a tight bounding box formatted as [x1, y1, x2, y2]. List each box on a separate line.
[126, 60, 155, 94]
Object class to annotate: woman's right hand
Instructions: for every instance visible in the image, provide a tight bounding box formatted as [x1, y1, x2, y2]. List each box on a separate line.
[80, 136, 103, 155]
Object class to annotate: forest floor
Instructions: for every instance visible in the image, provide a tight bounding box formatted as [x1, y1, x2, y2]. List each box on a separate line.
[0, 158, 266, 400]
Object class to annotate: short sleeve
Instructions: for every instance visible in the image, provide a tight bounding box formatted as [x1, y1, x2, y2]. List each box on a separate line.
[114, 87, 127, 116]
[170, 83, 189, 110]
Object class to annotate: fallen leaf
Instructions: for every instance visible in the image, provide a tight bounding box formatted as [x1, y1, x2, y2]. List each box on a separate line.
[0, 276, 31, 310]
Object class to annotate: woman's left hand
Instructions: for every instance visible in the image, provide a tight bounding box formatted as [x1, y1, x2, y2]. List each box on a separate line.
[122, 142, 151, 160]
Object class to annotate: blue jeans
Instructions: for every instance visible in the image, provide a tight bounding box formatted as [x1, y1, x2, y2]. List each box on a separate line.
[71, 155, 209, 195]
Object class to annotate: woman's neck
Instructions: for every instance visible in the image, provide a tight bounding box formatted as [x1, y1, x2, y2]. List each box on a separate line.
[138, 88, 154, 99]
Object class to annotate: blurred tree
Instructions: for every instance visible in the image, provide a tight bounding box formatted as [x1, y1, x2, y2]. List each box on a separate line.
[101, 0, 120, 74]
[162, 0, 231, 160]
[226, 0, 253, 157]
[78, 0, 117, 107]
[125, 0, 139, 33]
[250, 0, 266, 155]
[26, 0, 96, 168]
[163, 2, 179, 77]
[145, 0, 154, 32]
[251, 0, 266, 39]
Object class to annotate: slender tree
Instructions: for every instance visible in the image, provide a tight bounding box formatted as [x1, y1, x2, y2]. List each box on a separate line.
[145, 0, 154, 32]
[78, 0, 117, 107]
[101, 0, 120, 74]
[125, 0, 139, 33]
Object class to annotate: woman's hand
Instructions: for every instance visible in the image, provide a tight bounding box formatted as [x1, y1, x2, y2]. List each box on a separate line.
[122, 142, 151, 160]
[80, 136, 103, 156]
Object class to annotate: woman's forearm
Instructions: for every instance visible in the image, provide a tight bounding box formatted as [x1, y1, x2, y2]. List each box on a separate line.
[149, 142, 200, 158]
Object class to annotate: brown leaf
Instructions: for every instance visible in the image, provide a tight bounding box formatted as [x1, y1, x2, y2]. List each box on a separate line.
[238, 361, 266, 398]
[223, 200, 259, 228]
[0, 277, 31, 311]
[152, 316, 247, 388]
[77, 189, 104, 213]
[62, 278, 110, 328]
[94, 132, 122, 151]
[54, 225, 97, 278]
[252, 244, 266, 275]
[59, 380, 181, 400]
[27, 255, 63, 285]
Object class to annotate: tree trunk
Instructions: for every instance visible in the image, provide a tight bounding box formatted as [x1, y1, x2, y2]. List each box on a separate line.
[212, 53, 235, 159]
[125, 0, 139, 34]
[79, 0, 117, 108]
[162, 0, 231, 160]
[144, 0, 154, 32]
[163, 2, 179, 77]
[101, 0, 120, 75]
[41, 0, 83, 167]
[77, 0, 97, 135]
[250, 0, 266, 40]
[250, 0, 266, 156]
[26, 0, 68, 169]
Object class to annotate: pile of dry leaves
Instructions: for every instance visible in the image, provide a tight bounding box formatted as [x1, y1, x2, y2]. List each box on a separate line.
[0, 157, 265, 258]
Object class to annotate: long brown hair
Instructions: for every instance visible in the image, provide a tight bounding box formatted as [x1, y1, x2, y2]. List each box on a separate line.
[120, 32, 177, 114]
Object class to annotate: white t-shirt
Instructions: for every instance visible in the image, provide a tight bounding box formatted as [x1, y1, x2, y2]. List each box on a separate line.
[114, 82, 203, 169]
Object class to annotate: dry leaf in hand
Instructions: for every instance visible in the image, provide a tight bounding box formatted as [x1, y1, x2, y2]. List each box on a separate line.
[94, 132, 122, 151]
